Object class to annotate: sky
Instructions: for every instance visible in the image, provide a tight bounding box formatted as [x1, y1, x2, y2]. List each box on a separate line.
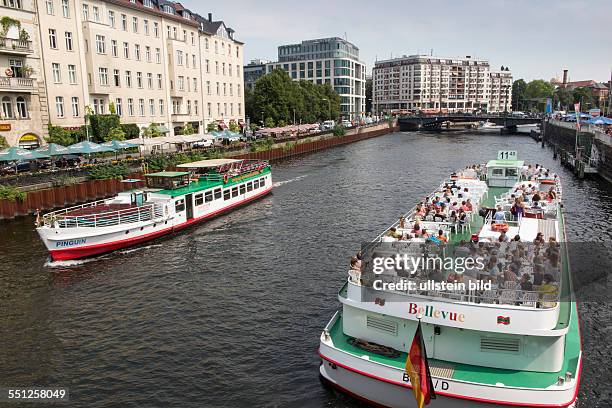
[182, 0, 612, 83]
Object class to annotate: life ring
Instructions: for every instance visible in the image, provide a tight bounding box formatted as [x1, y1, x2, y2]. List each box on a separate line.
[491, 223, 509, 232]
[5, 67, 13, 77]
[223, 174, 229, 184]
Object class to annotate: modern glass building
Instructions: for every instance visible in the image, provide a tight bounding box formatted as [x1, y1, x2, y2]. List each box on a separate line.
[265, 37, 366, 120]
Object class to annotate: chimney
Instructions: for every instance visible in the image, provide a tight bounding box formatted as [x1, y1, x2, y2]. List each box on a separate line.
[208, 13, 212, 22]
[562, 69, 568, 85]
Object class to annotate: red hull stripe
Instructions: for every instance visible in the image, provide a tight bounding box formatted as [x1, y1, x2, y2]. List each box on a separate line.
[318, 351, 580, 408]
[49, 187, 272, 260]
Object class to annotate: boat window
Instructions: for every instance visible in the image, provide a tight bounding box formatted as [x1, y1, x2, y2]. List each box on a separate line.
[239, 184, 246, 195]
[214, 188, 222, 200]
[204, 191, 213, 202]
[175, 199, 185, 212]
[231, 187, 238, 198]
[246, 182, 253, 192]
[492, 168, 504, 176]
[194, 193, 204, 206]
[253, 179, 259, 189]
[259, 177, 265, 185]
[505, 168, 518, 177]
[223, 189, 230, 200]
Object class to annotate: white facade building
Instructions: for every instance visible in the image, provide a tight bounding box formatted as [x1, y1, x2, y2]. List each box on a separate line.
[265, 37, 366, 120]
[373, 55, 512, 114]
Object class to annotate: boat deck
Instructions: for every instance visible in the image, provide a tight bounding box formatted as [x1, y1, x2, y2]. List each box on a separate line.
[327, 310, 580, 389]
[62, 203, 135, 217]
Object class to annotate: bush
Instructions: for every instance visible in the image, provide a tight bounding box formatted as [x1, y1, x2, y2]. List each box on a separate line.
[47, 125, 77, 146]
[264, 117, 275, 128]
[89, 163, 128, 180]
[121, 124, 141, 139]
[0, 185, 26, 202]
[89, 114, 121, 142]
[54, 175, 79, 186]
[332, 125, 346, 136]
[180, 123, 195, 135]
[206, 122, 218, 133]
[105, 127, 125, 141]
[142, 123, 162, 138]
[0, 135, 8, 148]
[228, 121, 240, 133]
[250, 136, 275, 152]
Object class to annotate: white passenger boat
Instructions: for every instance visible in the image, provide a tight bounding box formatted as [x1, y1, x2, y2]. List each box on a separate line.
[36, 159, 272, 261]
[476, 121, 504, 132]
[319, 151, 581, 407]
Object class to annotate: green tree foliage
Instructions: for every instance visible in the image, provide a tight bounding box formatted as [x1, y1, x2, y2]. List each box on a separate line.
[0, 136, 8, 148]
[46, 125, 77, 146]
[121, 124, 141, 138]
[89, 114, 121, 142]
[525, 80, 555, 100]
[142, 123, 161, 138]
[206, 122, 218, 133]
[572, 87, 595, 109]
[555, 87, 573, 110]
[249, 68, 341, 126]
[512, 79, 527, 111]
[332, 125, 346, 136]
[264, 117, 275, 128]
[89, 163, 128, 180]
[0, 185, 26, 202]
[228, 121, 240, 132]
[105, 126, 125, 141]
[180, 123, 195, 135]
[108, 101, 116, 115]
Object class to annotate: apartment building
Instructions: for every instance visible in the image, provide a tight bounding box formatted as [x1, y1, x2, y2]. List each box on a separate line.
[265, 37, 366, 120]
[0, 0, 244, 147]
[244, 58, 269, 90]
[0, 0, 49, 149]
[373, 55, 512, 114]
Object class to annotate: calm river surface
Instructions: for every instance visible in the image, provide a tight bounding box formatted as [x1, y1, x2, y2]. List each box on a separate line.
[1, 131, 611, 407]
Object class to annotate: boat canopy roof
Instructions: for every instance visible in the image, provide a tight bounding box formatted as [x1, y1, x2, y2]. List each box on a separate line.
[145, 171, 190, 178]
[486, 159, 524, 167]
[176, 159, 241, 168]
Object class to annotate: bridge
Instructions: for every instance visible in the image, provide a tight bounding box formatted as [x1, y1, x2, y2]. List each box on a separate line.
[398, 114, 542, 132]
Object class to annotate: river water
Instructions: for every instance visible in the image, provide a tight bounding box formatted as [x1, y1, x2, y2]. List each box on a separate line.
[1, 131, 610, 407]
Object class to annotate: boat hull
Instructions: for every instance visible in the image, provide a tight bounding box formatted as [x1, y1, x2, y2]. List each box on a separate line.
[41, 186, 272, 261]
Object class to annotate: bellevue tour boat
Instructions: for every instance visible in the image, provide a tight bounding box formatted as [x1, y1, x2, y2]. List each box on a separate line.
[36, 159, 272, 261]
[319, 151, 581, 407]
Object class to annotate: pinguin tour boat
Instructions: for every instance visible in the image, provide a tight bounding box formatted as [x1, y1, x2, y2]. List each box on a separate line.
[36, 159, 272, 261]
[319, 151, 581, 407]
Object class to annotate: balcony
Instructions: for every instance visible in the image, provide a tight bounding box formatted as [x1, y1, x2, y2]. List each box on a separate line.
[0, 37, 33, 54]
[171, 112, 194, 122]
[0, 76, 35, 92]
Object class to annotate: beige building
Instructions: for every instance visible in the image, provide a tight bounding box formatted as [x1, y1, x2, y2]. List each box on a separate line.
[1, 0, 244, 147]
[373, 55, 512, 114]
[0, 0, 49, 148]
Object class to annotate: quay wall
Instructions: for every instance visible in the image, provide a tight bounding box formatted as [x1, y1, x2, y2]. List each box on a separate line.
[0, 123, 398, 220]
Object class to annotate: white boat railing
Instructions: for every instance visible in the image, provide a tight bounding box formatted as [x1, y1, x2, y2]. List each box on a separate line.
[42, 202, 165, 228]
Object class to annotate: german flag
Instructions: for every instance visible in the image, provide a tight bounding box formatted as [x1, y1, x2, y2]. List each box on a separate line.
[405, 320, 436, 408]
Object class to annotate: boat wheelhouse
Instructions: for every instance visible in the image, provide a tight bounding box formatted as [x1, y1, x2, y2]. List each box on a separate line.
[37, 159, 272, 261]
[319, 152, 581, 408]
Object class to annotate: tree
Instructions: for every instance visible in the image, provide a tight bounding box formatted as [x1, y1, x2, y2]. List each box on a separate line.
[88, 114, 121, 142]
[105, 127, 125, 141]
[264, 117, 275, 128]
[0, 135, 8, 148]
[121, 124, 140, 138]
[573, 87, 594, 109]
[206, 122, 218, 133]
[180, 123, 195, 135]
[108, 101, 116, 115]
[555, 87, 573, 111]
[142, 123, 161, 138]
[524, 80, 555, 112]
[228, 121, 240, 132]
[46, 125, 76, 146]
[512, 79, 527, 111]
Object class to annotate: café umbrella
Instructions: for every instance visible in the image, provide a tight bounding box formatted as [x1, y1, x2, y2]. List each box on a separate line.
[0, 146, 50, 173]
[67, 141, 116, 154]
[35, 143, 71, 156]
[101, 140, 139, 150]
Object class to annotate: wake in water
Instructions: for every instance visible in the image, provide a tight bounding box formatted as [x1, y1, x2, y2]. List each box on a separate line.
[44, 244, 163, 267]
[273, 174, 309, 187]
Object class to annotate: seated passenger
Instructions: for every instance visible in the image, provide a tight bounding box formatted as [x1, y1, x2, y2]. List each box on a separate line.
[493, 206, 506, 223]
[465, 198, 473, 212]
[498, 230, 510, 242]
[533, 232, 545, 245]
[387, 227, 402, 239]
[437, 229, 448, 243]
[520, 273, 533, 291]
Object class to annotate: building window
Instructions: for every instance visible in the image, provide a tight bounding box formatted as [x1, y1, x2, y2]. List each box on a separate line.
[113, 69, 120, 86]
[143, 19, 149, 35]
[215, 61, 219, 74]
[48, 29, 57, 49]
[155, 48, 161, 63]
[82, 4, 88, 20]
[45, 0, 54, 15]
[176, 50, 183, 65]
[61, 0, 69, 17]
[68, 64, 76, 84]
[139, 99, 145, 116]
[127, 98, 134, 116]
[238, 103, 241, 115]
[194, 100, 198, 115]
[15, 96, 27, 118]
[92, 6, 99, 21]
[108, 10, 115, 27]
[99, 67, 108, 85]
[149, 99, 155, 116]
[193, 78, 197, 92]
[146, 72, 152, 89]
[205, 60, 209, 73]
[115, 98, 122, 116]
[192, 55, 196, 68]
[52, 63, 61, 83]
[121, 14, 127, 31]
[71, 96, 79, 116]
[56, 96, 64, 118]
[159, 99, 164, 115]
[145, 46, 151, 62]
[205, 38, 209, 49]
[191, 32, 195, 45]
[206, 81, 210, 95]
[157, 73, 163, 89]
[125, 70, 132, 87]
[136, 72, 143, 88]
[1, 96, 13, 118]
[153, 22, 159, 37]
[95, 35, 105, 54]
[111, 40, 117, 57]
[132, 16, 138, 33]
[64, 31, 73, 50]
[134, 44, 140, 60]
[207, 102, 211, 117]
[123, 42, 129, 58]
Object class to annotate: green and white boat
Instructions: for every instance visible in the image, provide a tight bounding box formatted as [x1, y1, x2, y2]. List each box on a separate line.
[37, 159, 272, 260]
[319, 151, 581, 407]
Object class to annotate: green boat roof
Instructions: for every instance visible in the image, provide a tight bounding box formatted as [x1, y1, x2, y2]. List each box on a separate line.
[486, 160, 524, 167]
[145, 171, 190, 178]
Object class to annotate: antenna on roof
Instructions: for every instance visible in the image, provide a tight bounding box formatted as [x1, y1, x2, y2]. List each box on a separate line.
[344, 31, 347, 41]
[430, 48, 433, 56]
